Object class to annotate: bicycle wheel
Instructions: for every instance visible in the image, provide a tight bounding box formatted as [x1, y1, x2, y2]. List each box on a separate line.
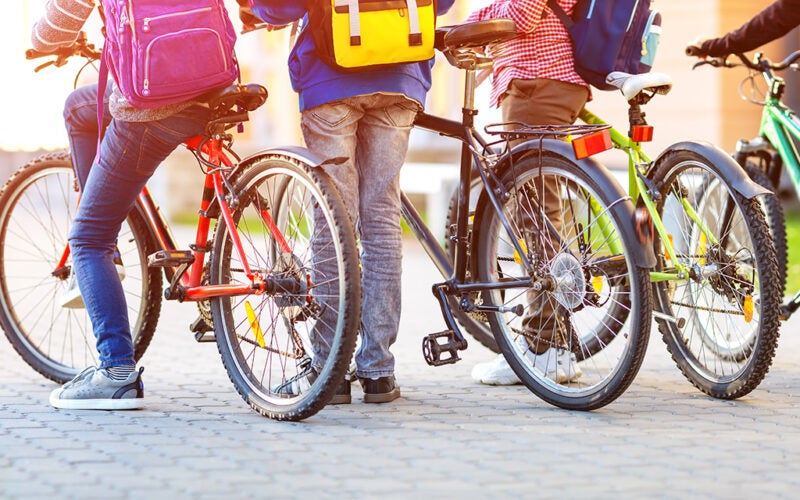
[210, 154, 360, 421]
[652, 150, 781, 399]
[474, 153, 652, 410]
[0, 151, 162, 383]
[743, 162, 787, 295]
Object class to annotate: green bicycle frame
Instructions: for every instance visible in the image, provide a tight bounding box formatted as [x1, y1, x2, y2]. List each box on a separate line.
[758, 91, 800, 188]
[578, 108, 720, 283]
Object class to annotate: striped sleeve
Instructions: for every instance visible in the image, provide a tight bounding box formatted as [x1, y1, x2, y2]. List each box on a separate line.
[31, 0, 95, 53]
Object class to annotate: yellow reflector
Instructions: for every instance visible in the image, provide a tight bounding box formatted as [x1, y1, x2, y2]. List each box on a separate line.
[591, 275, 604, 294]
[513, 239, 528, 264]
[744, 295, 754, 323]
[698, 233, 707, 266]
[245, 301, 266, 348]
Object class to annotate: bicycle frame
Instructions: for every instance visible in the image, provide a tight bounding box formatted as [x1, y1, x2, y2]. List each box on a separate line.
[579, 108, 723, 285]
[743, 65, 800, 193]
[54, 136, 284, 303]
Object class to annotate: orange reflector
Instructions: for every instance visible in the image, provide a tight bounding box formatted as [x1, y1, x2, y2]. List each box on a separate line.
[744, 295, 754, 323]
[631, 125, 654, 142]
[572, 129, 613, 159]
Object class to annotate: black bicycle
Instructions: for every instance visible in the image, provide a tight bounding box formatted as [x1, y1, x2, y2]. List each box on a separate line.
[403, 20, 653, 410]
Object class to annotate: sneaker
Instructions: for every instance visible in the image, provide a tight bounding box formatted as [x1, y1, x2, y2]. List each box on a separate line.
[58, 258, 127, 309]
[273, 368, 351, 405]
[359, 375, 400, 403]
[471, 354, 521, 385]
[517, 339, 582, 383]
[49, 366, 144, 410]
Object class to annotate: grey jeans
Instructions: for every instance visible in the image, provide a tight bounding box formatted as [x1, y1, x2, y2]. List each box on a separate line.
[302, 93, 420, 379]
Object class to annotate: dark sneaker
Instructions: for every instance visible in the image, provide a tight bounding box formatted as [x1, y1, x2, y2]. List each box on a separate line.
[49, 366, 144, 410]
[359, 375, 401, 404]
[273, 367, 351, 405]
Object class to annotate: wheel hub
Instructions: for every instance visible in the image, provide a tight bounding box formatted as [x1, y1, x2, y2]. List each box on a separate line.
[550, 253, 586, 310]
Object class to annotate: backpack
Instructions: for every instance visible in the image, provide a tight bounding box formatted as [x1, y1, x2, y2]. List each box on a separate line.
[546, 0, 662, 91]
[306, 0, 437, 72]
[99, 0, 239, 109]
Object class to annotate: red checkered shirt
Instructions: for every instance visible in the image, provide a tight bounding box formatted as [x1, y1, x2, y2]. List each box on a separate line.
[466, 0, 589, 108]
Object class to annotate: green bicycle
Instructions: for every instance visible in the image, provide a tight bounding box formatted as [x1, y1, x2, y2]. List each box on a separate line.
[693, 50, 800, 320]
[448, 71, 782, 400]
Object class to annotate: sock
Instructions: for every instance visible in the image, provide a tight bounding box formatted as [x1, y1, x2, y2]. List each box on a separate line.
[105, 365, 135, 381]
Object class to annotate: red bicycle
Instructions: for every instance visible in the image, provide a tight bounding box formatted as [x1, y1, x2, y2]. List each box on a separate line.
[0, 35, 361, 421]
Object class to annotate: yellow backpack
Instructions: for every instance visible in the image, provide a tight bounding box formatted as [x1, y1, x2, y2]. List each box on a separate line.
[307, 0, 437, 71]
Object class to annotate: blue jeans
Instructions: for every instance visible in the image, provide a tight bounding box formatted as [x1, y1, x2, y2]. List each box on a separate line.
[64, 84, 209, 369]
[301, 93, 420, 379]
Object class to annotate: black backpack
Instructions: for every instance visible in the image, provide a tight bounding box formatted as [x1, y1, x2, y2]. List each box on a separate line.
[547, 0, 662, 90]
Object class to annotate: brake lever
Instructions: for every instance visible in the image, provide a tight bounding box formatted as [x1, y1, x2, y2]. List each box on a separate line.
[34, 60, 55, 72]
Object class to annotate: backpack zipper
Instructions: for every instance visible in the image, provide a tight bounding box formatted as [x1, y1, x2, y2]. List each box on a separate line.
[142, 7, 213, 33]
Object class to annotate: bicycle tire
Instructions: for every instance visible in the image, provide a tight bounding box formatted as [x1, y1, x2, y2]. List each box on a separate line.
[0, 151, 162, 383]
[210, 154, 360, 421]
[743, 162, 787, 295]
[651, 150, 781, 399]
[473, 153, 652, 410]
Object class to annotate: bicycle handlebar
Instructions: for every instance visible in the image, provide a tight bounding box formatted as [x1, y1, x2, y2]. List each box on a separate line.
[689, 49, 800, 72]
[26, 32, 101, 72]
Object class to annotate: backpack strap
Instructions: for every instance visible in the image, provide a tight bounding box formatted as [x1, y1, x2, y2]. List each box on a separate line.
[95, 44, 110, 164]
[546, 0, 574, 29]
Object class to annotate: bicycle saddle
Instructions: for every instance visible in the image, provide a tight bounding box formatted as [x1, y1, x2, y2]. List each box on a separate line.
[605, 72, 673, 101]
[436, 19, 517, 51]
[207, 83, 269, 117]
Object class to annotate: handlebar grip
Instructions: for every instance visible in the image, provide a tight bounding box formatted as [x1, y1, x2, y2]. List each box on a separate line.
[685, 45, 703, 57]
[26, 48, 52, 60]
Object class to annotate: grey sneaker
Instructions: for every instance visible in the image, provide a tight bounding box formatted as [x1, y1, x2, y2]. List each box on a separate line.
[49, 366, 144, 410]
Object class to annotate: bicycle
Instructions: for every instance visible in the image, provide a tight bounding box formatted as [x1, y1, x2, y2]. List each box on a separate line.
[692, 50, 800, 320]
[447, 66, 783, 400]
[404, 20, 653, 411]
[0, 34, 361, 421]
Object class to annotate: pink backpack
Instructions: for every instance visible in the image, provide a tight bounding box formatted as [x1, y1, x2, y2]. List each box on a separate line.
[99, 0, 239, 109]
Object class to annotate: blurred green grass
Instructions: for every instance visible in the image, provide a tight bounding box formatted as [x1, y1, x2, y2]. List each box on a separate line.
[786, 206, 800, 296]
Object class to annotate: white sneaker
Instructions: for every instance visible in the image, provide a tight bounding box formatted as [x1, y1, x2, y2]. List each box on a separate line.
[515, 337, 582, 383]
[471, 354, 521, 385]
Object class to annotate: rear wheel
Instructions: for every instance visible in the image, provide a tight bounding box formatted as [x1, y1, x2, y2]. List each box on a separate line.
[0, 151, 161, 383]
[210, 155, 360, 421]
[474, 153, 651, 410]
[652, 150, 781, 399]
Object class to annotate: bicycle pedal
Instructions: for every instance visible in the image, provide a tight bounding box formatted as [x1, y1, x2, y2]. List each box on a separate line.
[422, 330, 465, 367]
[193, 331, 216, 343]
[148, 249, 194, 267]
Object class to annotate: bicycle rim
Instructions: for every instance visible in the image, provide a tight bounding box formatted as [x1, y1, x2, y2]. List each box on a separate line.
[211, 155, 360, 421]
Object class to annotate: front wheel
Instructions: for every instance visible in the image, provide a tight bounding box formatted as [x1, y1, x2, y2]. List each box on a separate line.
[652, 150, 782, 399]
[474, 153, 652, 411]
[210, 154, 360, 421]
[0, 151, 162, 383]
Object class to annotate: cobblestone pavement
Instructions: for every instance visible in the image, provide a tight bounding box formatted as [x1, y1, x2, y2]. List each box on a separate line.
[1, 237, 799, 499]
